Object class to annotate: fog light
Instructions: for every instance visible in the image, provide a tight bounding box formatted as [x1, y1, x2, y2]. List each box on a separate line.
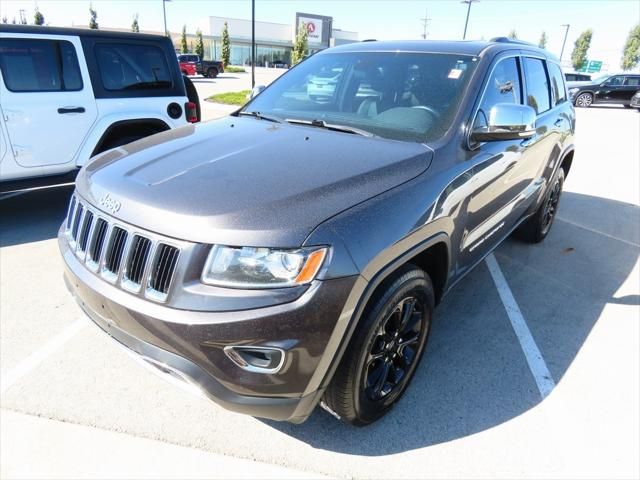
[224, 346, 285, 374]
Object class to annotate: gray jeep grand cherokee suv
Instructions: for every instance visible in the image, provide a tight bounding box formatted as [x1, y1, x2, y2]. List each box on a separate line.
[60, 38, 575, 425]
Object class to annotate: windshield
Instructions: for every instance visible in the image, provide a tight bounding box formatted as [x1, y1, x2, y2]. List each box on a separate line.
[243, 51, 478, 143]
[591, 74, 610, 84]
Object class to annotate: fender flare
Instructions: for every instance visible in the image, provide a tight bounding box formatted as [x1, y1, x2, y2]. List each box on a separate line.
[75, 113, 177, 167]
[303, 232, 451, 397]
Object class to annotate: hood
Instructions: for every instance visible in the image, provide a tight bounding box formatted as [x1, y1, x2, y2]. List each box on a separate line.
[77, 117, 432, 247]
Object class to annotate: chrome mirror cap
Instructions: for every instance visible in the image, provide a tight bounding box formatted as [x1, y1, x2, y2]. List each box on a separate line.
[472, 103, 537, 141]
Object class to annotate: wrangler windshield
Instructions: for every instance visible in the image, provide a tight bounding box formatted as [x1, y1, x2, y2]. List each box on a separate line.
[243, 52, 477, 143]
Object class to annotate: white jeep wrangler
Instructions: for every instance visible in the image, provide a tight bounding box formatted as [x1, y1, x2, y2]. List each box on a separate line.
[0, 25, 199, 192]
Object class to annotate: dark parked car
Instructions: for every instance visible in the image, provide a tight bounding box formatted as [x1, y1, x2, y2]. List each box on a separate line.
[177, 54, 224, 78]
[60, 38, 575, 425]
[630, 90, 640, 110]
[564, 72, 591, 82]
[568, 73, 640, 107]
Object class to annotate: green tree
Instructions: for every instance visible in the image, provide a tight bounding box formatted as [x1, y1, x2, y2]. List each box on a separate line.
[131, 14, 139, 33]
[621, 24, 640, 71]
[180, 25, 188, 54]
[292, 22, 308, 65]
[89, 5, 98, 29]
[33, 7, 45, 26]
[571, 29, 593, 70]
[508, 29, 518, 40]
[195, 29, 205, 59]
[538, 31, 547, 49]
[221, 22, 231, 66]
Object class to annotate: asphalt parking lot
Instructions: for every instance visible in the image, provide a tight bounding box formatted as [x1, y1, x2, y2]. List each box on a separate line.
[1, 105, 639, 479]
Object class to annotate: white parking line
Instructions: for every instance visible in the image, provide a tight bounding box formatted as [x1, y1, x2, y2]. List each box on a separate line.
[556, 216, 640, 248]
[485, 253, 556, 399]
[0, 319, 87, 396]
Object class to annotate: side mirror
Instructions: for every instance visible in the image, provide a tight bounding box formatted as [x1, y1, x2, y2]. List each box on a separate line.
[248, 85, 266, 99]
[472, 103, 536, 142]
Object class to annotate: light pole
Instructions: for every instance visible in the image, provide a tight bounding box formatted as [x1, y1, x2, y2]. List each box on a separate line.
[461, 0, 479, 40]
[162, 0, 171, 37]
[251, 0, 256, 88]
[559, 24, 570, 63]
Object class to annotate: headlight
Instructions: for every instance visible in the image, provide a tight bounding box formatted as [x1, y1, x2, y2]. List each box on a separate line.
[568, 87, 579, 96]
[201, 245, 328, 288]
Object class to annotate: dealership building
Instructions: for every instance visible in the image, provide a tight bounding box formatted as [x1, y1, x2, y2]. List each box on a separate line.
[174, 13, 358, 66]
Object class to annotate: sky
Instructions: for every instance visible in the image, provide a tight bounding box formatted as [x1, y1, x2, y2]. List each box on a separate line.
[1, 0, 638, 71]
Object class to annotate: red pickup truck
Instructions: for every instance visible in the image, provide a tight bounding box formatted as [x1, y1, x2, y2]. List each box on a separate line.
[177, 54, 225, 78]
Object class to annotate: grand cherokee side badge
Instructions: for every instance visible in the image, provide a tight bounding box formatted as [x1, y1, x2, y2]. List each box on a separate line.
[99, 193, 121, 214]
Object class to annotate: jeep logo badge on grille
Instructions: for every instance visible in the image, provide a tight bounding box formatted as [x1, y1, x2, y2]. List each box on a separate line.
[99, 193, 121, 214]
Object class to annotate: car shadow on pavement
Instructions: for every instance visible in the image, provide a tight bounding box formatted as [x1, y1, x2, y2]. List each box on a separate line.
[0, 186, 74, 247]
[264, 192, 639, 456]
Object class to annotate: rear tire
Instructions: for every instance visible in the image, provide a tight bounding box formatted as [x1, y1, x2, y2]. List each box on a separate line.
[207, 67, 219, 78]
[515, 168, 565, 243]
[324, 265, 434, 426]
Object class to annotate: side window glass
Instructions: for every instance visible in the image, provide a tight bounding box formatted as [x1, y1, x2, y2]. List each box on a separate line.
[523, 57, 551, 114]
[0, 39, 82, 92]
[95, 43, 172, 91]
[547, 62, 566, 106]
[474, 57, 522, 128]
[624, 76, 640, 87]
[606, 76, 624, 86]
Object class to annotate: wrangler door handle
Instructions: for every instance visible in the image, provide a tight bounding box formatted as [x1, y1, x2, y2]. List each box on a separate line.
[58, 107, 85, 114]
[554, 118, 563, 127]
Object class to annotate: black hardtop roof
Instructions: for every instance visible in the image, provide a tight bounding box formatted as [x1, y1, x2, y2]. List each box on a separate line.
[0, 24, 168, 42]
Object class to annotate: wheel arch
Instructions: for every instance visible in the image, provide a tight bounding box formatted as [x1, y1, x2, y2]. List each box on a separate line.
[308, 232, 451, 396]
[90, 118, 171, 157]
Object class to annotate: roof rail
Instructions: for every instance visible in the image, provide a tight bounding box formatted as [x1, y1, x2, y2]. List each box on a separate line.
[361, 39, 377, 42]
[490, 36, 537, 47]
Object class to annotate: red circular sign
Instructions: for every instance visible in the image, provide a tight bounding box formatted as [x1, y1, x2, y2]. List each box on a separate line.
[306, 22, 316, 34]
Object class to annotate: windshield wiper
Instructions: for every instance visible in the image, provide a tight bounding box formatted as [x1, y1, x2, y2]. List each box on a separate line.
[235, 111, 283, 123]
[285, 118, 376, 137]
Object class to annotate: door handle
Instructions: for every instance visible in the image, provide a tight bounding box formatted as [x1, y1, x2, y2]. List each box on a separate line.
[57, 107, 85, 114]
[554, 118, 563, 128]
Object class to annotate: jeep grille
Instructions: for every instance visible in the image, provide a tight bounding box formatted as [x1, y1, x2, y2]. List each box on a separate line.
[64, 195, 181, 302]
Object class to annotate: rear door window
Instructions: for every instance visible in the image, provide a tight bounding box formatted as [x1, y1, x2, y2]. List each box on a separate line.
[0, 38, 83, 92]
[624, 76, 640, 87]
[95, 43, 172, 91]
[547, 62, 566, 106]
[523, 57, 551, 114]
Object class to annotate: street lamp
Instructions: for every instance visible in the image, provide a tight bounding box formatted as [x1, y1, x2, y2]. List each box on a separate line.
[162, 0, 171, 37]
[251, 0, 255, 88]
[461, 0, 479, 40]
[559, 24, 570, 63]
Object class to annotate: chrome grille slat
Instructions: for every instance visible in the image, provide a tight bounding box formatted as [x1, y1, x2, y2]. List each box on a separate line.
[71, 204, 84, 242]
[149, 244, 180, 298]
[123, 235, 153, 290]
[78, 211, 94, 252]
[104, 226, 128, 277]
[65, 195, 181, 302]
[88, 218, 109, 266]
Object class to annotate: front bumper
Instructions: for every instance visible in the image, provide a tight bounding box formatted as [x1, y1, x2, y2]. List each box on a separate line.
[60, 232, 358, 423]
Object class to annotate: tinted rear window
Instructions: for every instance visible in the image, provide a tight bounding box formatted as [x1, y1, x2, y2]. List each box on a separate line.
[0, 38, 82, 92]
[626, 76, 640, 86]
[95, 43, 172, 91]
[523, 57, 551, 114]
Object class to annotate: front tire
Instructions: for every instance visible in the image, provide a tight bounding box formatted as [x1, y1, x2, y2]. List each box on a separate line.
[575, 92, 593, 108]
[515, 168, 565, 243]
[324, 265, 434, 426]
